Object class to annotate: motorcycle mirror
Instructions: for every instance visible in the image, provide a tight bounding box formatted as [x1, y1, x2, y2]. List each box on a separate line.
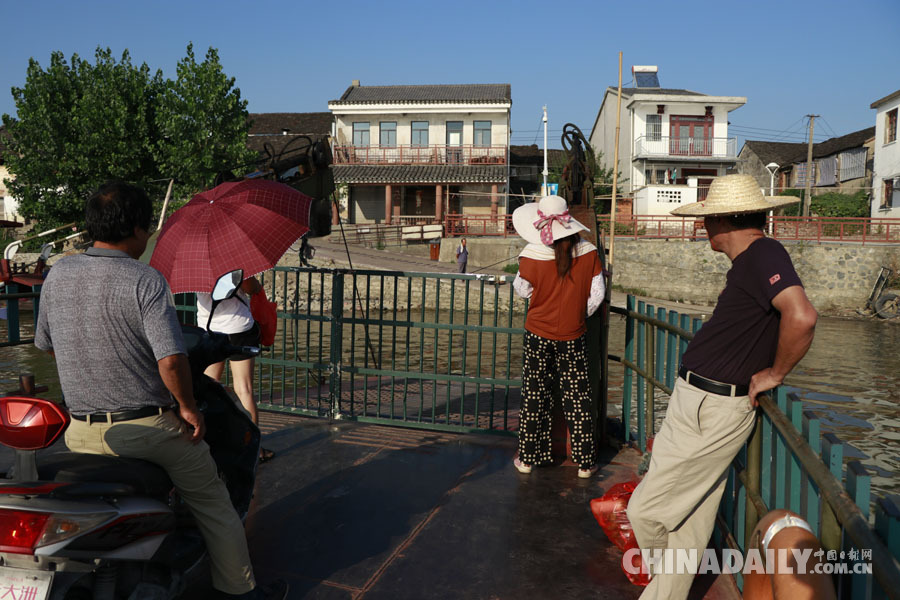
[211, 269, 244, 302]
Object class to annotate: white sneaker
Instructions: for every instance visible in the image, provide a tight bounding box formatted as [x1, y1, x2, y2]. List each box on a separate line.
[578, 464, 599, 479]
[513, 457, 532, 474]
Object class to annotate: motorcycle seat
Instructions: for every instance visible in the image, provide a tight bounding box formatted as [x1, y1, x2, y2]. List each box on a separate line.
[36, 452, 173, 498]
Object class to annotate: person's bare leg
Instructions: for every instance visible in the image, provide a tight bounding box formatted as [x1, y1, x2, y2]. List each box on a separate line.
[204, 361, 225, 382]
[229, 358, 257, 425]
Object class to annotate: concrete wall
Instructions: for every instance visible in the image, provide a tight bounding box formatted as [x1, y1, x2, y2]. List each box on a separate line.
[873, 96, 900, 218]
[435, 236, 900, 313]
[612, 239, 900, 311]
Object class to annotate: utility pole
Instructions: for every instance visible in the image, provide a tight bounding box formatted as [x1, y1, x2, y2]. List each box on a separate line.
[802, 115, 818, 217]
[542, 105, 548, 195]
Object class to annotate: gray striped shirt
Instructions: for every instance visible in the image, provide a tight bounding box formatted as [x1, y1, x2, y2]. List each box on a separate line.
[35, 247, 185, 414]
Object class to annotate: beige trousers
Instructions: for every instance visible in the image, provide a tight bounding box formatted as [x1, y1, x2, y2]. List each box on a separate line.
[65, 410, 256, 595]
[626, 378, 756, 600]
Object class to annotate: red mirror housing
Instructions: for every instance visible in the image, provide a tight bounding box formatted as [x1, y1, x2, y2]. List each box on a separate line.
[0, 397, 69, 450]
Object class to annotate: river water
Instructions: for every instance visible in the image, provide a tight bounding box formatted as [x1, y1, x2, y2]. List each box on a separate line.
[2, 307, 898, 499]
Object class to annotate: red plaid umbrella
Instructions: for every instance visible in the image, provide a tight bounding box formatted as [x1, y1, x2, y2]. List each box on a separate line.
[150, 179, 312, 293]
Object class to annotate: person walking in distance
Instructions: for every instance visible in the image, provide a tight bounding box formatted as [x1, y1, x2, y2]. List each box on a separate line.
[456, 238, 468, 273]
[510, 195, 605, 479]
[626, 174, 817, 600]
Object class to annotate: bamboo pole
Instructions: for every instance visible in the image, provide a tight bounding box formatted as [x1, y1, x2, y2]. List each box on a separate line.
[608, 52, 623, 266]
[156, 179, 174, 232]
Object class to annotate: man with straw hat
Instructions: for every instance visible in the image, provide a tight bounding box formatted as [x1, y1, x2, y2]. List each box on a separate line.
[510, 195, 605, 479]
[626, 174, 818, 599]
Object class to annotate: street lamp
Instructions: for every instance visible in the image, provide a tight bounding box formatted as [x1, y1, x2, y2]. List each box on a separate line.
[765, 162, 779, 195]
[765, 162, 779, 235]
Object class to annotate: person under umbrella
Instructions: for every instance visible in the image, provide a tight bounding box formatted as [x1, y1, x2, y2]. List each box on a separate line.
[510, 195, 605, 479]
[195, 275, 275, 462]
[151, 179, 314, 464]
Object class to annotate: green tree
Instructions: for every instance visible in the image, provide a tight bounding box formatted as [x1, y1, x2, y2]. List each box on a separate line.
[153, 44, 257, 204]
[2, 49, 163, 230]
[2, 44, 257, 231]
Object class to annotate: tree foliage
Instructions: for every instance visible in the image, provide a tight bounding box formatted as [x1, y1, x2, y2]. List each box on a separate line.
[1, 44, 256, 231]
[153, 44, 257, 201]
[780, 189, 869, 218]
[2, 49, 163, 229]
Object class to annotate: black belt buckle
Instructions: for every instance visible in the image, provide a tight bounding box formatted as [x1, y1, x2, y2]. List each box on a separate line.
[73, 405, 170, 424]
[678, 367, 748, 397]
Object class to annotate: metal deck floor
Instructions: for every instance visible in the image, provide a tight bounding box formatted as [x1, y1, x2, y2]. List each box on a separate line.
[225, 413, 741, 600]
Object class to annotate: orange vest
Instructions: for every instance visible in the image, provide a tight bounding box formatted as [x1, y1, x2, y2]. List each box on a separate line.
[519, 251, 601, 341]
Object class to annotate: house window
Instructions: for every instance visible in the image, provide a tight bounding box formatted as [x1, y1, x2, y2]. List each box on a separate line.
[884, 178, 896, 209]
[352, 122, 370, 147]
[446, 121, 463, 164]
[886, 108, 898, 144]
[474, 121, 492, 146]
[646, 114, 661, 142]
[411, 121, 429, 146]
[380, 122, 397, 147]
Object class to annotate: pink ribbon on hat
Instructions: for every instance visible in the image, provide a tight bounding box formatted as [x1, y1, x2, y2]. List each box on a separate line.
[533, 208, 572, 246]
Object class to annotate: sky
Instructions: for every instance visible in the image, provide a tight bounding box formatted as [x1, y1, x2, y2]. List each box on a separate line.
[2, 0, 898, 150]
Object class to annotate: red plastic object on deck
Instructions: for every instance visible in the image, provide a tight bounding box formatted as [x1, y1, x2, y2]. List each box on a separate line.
[590, 480, 649, 586]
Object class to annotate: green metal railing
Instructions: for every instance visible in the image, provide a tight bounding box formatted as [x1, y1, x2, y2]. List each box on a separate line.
[0, 285, 41, 347]
[175, 267, 528, 434]
[611, 295, 900, 599]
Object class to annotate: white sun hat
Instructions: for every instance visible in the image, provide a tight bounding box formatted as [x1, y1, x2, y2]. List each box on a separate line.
[669, 174, 799, 217]
[512, 195, 589, 246]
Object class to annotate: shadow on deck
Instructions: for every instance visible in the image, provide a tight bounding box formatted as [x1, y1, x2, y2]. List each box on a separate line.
[222, 413, 741, 599]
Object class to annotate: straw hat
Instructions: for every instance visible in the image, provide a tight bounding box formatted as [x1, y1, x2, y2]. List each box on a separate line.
[512, 195, 588, 246]
[669, 174, 799, 217]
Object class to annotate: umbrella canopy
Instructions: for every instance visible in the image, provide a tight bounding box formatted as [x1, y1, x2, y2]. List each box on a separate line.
[150, 179, 312, 293]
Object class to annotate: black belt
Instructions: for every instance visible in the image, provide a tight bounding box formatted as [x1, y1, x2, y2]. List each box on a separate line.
[678, 367, 749, 397]
[71, 405, 173, 424]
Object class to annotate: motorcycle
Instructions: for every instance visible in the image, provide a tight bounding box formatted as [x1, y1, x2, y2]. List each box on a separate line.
[0, 269, 260, 600]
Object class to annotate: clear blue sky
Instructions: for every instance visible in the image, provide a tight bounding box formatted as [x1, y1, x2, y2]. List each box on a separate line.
[2, 0, 897, 149]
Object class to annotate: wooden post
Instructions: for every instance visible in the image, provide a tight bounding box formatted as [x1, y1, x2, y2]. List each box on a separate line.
[435, 184, 443, 225]
[385, 184, 393, 225]
[609, 52, 623, 265]
[156, 179, 174, 231]
[490, 184, 499, 219]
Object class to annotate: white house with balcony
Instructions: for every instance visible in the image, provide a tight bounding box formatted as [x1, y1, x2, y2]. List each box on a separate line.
[328, 82, 511, 225]
[588, 66, 746, 216]
[871, 88, 900, 218]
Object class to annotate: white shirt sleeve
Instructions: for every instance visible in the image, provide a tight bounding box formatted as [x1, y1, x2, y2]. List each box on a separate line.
[586, 273, 606, 317]
[513, 273, 533, 299]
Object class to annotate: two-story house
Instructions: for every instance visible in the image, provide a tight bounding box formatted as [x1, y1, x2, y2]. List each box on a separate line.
[738, 127, 874, 198]
[328, 82, 511, 225]
[871, 88, 900, 218]
[588, 66, 746, 215]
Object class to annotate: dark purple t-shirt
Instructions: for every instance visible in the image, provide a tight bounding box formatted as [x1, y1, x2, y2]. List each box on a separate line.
[681, 237, 803, 386]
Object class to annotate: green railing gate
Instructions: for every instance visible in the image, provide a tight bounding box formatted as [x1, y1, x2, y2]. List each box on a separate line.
[611, 295, 900, 599]
[240, 267, 527, 434]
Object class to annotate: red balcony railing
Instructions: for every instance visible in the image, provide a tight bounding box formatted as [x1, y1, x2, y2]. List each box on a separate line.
[333, 145, 507, 166]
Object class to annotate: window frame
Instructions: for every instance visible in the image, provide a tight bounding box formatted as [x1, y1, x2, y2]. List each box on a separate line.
[379, 121, 397, 148]
[411, 121, 429, 147]
[886, 108, 898, 144]
[885, 178, 895, 209]
[473, 120, 492, 147]
[352, 122, 370, 147]
[646, 114, 662, 142]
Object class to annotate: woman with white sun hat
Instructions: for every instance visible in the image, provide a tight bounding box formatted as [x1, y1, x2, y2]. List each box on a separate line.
[510, 195, 605, 479]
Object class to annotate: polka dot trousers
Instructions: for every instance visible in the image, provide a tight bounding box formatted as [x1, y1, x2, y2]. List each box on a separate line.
[518, 331, 596, 469]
